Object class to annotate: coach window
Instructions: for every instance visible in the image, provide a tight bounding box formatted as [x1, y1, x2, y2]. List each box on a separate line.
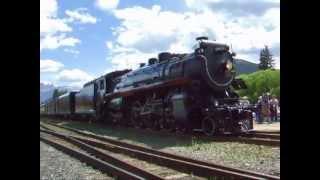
[100, 80, 104, 90]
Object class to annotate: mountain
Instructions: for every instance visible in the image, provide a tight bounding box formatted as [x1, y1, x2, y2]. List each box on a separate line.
[234, 59, 259, 75]
[40, 83, 80, 104]
[40, 82, 55, 103]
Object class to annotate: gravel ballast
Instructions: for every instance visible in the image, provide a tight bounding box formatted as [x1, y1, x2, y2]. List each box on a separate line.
[40, 141, 113, 180]
[41, 118, 280, 176]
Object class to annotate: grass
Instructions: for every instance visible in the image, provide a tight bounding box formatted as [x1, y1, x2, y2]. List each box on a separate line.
[175, 135, 278, 171]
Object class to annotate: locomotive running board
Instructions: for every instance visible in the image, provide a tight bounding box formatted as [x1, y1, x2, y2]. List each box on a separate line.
[104, 77, 193, 100]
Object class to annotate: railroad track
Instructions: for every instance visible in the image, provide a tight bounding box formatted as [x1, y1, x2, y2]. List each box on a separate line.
[243, 132, 280, 140]
[40, 122, 280, 180]
[40, 130, 162, 180]
[42, 119, 279, 146]
[250, 130, 280, 134]
[187, 131, 280, 146]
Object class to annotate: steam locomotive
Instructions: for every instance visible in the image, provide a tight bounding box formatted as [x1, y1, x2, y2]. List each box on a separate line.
[40, 37, 253, 135]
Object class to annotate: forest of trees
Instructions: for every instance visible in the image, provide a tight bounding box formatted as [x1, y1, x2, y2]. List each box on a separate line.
[234, 45, 280, 103]
[236, 69, 280, 103]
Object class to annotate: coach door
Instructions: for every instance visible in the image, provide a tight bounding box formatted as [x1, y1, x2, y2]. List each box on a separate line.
[97, 78, 105, 104]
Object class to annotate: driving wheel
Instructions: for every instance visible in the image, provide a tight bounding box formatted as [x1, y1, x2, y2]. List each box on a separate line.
[202, 116, 218, 136]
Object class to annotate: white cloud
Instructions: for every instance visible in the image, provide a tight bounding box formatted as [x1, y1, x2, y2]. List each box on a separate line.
[95, 0, 119, 11]
[182, 0, 280, 67]
[106, 41, 113, 49]
[40, 0, 71, 35]
[63, 48, 80, 55]
[40, 18, 72, 35]
[40, 0, 57, 19]
[40, 0, 96, 52]
[40, 0, 78, 52]
[40, 63, 93, 87]
[106, 47, 156, 70]
[40, 34, 81, 51]
[106, 4, 280, 69]
[184, 0, 280, 17]
[40, 80, 54, 86]
[40, 59, 64, 73]
[274, 57, 280, 69]
[65, 8, 97, 24]
[107, 5, 219, 70]
[57, 69, 94, 87]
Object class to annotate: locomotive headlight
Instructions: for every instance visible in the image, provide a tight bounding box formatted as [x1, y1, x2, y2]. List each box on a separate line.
[214, 100, 219, 107]
[226, 61, 233, 71]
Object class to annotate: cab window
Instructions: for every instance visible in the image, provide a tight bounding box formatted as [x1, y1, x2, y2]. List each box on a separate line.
[100, 80, 104, 90]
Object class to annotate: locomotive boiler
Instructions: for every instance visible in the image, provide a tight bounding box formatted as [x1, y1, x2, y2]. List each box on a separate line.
[41, 37, 253, 136]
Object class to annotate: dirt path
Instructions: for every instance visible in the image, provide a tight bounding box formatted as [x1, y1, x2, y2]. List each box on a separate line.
[253, 122, 280, 131]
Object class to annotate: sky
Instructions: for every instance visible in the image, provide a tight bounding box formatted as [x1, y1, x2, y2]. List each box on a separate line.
[40, 0, 280, 87]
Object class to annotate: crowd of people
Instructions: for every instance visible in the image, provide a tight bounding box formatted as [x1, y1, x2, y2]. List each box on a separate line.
[255, 93, 280, 123]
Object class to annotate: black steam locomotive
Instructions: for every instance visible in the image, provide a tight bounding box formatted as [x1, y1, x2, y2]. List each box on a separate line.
[41, 37, 253, 135]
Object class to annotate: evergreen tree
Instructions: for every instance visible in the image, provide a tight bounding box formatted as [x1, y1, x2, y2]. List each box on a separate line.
[258, 45, 275, 70]
[52, 88, 67, 99]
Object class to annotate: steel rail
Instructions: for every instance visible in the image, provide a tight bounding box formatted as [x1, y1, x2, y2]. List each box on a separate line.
[249, 130, 280, 134]
[41, 130, 163, 179]
[40, 134, 155, 180]
[41, 122, 280, 179]
[243, 133, 280, 140]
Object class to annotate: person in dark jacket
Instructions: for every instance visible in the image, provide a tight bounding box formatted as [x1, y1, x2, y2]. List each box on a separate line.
[256, 96, 262, 123]
[261, 93, 271, 123]
[270, 96, 279, 122]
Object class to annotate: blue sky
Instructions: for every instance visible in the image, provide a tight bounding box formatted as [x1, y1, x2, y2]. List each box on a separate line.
[40, 0, 280, 87]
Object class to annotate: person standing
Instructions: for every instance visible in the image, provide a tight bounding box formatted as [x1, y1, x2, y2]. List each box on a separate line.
[270, 96, 279, 122]
[261, 93, 271, 123]
[256, 96, 262, 123]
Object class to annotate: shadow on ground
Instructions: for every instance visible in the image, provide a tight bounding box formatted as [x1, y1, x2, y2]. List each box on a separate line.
[41, 117, 215, 150]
